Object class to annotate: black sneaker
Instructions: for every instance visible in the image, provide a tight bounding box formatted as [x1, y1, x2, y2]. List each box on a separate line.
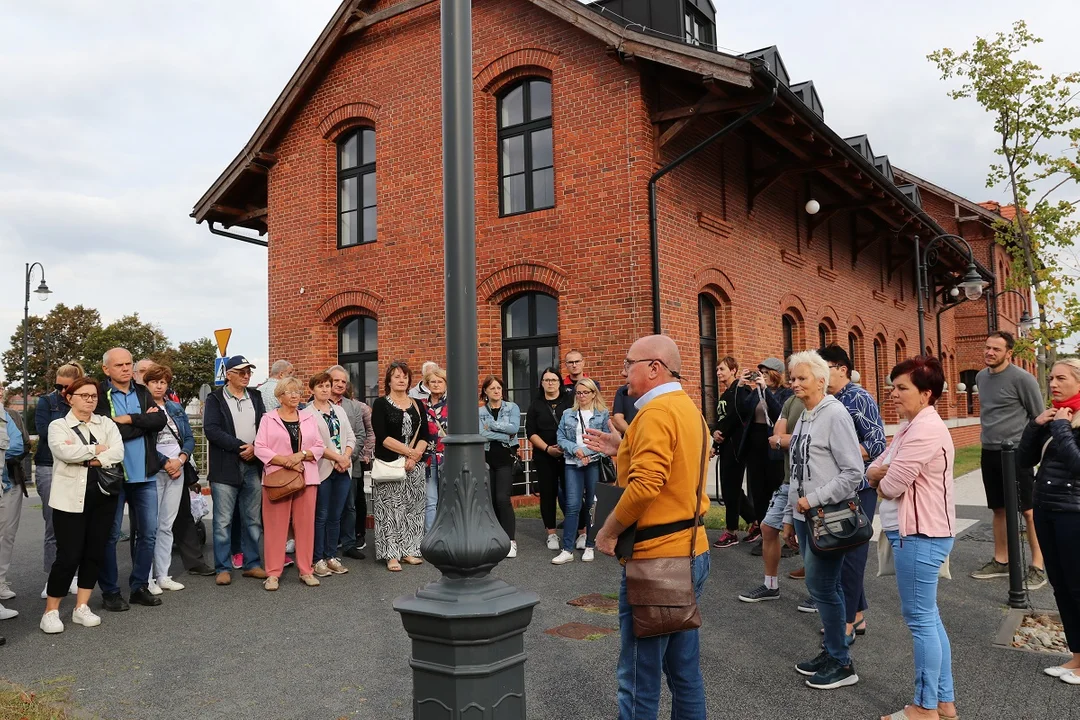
[101, 592, 129, 612]
[795, 650, 831, 677]
[798, 599, 818, 613]
[357, 539, 367, 551]
[738, 584, 780, 603]
[712, 531, 739, 549]
[129, 588, 162, 607]
[805, 657, 859, 689]
[745, 524, 762, 543]
[187, 563, 215, 577]
[344, 547, 366, 560]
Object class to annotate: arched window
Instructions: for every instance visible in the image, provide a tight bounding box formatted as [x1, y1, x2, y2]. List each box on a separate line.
[338, 316, 378, 404]
[782, 314, 796, 360]
[699, 295, 718, 424]
[498, 79, 554, 216]
[848, 331, 860, 374]
[502, 292, 558, 414]
[894, 340, 906, 365]
[818, 323, 830, 349]
[873, 337, 885, 401]
[337, 127, 376, 247]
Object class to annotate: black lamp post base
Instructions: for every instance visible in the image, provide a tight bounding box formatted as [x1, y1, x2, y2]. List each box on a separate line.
[395, 578, 539, 719]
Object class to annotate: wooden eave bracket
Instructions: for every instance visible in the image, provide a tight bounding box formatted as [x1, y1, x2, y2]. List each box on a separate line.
[343, 0, 435, 37]
[747, 158, 849, 213]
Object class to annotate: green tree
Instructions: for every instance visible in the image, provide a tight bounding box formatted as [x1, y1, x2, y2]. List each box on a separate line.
[1, 304, 102, 396]
[153, 338, 217, 405]
[930, 20, 1080, 390]
[82, 313, 171, 377]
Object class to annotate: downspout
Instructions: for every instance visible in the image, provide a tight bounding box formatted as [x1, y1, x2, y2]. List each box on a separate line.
[648, 71, 778, 334]
[208, 221, 269, 248]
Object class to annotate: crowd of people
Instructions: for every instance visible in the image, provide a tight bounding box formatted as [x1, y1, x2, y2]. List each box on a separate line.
[0, 329, 1076, 718]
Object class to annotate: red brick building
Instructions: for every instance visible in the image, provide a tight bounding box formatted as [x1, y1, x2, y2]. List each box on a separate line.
[192, 0, 1023, 439]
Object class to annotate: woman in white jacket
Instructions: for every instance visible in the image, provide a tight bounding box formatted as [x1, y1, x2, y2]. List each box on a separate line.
[40, 378, 125, 634]
[304, 372, 356, 577]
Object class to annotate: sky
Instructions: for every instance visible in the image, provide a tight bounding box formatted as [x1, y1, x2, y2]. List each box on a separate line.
[1, 0, 1078, 386]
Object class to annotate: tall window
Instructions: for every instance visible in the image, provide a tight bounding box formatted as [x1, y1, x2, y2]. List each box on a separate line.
[338, 316, 378, 404]
[699, 295, 718, 425]
[895, 340, 906, 365]
[337, 128, 376, 247]
[818, 323, 830, 349]
[848, 331, 860, 374]
[502, 292, 559, 415]
[684, 6, 712, 46]
[498, 79, 554, 216]
[960, 369, 978, 415]
[873, 338, 885, 401]
[782, 315, 796, 360]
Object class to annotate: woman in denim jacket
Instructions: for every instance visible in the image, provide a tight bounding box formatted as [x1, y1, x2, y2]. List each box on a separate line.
[553, 378, 609, 565]
[478, 376, 521, 558]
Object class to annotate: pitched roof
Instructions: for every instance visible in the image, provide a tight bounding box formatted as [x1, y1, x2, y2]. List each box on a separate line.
[978, 201, 1019, 220]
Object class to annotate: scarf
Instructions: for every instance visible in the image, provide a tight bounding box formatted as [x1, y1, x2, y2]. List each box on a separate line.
[1051, 392, 1080, 413]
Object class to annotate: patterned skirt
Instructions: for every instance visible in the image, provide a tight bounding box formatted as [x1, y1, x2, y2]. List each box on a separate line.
[372, 462, 426, 560]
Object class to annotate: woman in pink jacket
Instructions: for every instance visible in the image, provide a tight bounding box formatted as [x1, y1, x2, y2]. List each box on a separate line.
[254, 377, 325, 591]
[867, 356, 957, 720]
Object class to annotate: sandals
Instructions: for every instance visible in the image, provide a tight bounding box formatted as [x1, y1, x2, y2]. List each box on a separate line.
[401, 556, 424, 565]
[853, 618, 867, 635]
[387, 559, 402, 572]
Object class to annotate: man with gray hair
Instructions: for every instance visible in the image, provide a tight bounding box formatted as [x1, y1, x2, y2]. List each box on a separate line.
[408, 361, 439, 401]
[327, 366, 376, 558]
[259, 360, 294, 411]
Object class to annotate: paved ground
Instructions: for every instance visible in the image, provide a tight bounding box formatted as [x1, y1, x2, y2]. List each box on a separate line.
[0, 474, 1076, 720]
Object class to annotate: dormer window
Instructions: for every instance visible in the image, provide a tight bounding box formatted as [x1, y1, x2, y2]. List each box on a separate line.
[684, 6, 712, 46]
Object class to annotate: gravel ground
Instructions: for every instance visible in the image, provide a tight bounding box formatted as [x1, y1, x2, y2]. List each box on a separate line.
[0, 497, 1076, 720]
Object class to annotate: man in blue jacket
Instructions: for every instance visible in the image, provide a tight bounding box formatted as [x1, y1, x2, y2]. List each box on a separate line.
[203, 356, 267, 585]
[96, 347, 168, 612]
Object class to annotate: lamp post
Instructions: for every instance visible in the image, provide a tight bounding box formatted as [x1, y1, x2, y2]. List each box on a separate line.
[22, 262, 52, 425]
[986, 288, 1034, 336]
[393, 1, 537, 717]
[914, 234, 987, 354]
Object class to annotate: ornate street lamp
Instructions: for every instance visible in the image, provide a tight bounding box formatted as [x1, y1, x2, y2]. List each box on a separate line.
[987, 288, 1034, 336]
[393, 2, 537, 717]
[914, 234, 988, 353]
[22, 262, 52, 424]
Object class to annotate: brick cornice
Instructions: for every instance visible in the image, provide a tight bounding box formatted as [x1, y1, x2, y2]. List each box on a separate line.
[318, 101, 382, 139]
[317, 289, 385, 324]
[475, 47, 559, 94]
[478, 261, 568, 305]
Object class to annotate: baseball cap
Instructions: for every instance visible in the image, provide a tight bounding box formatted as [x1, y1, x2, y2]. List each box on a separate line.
[758, 357, 785, 374]
[225, 355, 256, 372]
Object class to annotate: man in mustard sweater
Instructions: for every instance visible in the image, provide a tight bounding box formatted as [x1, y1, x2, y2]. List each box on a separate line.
[589, 334, 711, 720]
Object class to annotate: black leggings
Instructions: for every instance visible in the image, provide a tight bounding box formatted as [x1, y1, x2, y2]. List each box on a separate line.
[720, 444, 754, 532]
[487, 455, 516, 541]
[532, 451, 564, 530]
[744, 424, 784, 525]
[47, 471, 118, 598]
[1034, 507, 1080, 652]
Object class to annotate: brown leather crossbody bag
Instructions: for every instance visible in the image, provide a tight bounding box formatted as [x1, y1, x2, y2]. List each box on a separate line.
[623, 419, 709, 638]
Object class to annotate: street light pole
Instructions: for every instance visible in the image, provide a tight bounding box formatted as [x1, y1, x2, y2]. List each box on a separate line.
[914, 233, 987, 355]
[393, 1, 537, 717]
[22, 262, 52, 425]
[986, 288, 1034, 336]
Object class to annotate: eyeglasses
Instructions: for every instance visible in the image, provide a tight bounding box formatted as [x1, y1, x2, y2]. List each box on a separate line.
[575, 390, 594, 396]
[566, 359, 583, 365]
[827, 364, 840, 370]
[283, 390, 302, 396]
[622, 357, 682, 379]
[228, 369, 253, 377]
[541, 378, 560, 383]
[71, 393, 98, 401]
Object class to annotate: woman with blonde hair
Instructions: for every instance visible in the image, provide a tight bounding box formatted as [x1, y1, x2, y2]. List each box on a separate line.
[33, 361, 86, 599]
[1019, 358, 1080, 686]
[423, 367, 448, 532]
[553, 378, 609, 565]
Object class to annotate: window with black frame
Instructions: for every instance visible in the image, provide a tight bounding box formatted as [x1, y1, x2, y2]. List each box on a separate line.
[684, 6, 712, 46]
[338, 316, 378, 404]
[498, 79, 554, 216]
[337, 127, 376, 247]
[848, 331, 860, 374]
[818, 323, 830, 349]
[782, 314, 796, 360]
[502, 292, 558, 416]
[699, 294, 718, 425]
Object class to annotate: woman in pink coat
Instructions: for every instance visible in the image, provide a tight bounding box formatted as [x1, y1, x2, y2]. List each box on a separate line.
[254, 377, 324, 590]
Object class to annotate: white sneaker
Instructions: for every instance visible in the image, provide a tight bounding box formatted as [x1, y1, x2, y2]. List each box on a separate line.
[551, 550, 575, 565]
[69, 576, 79, 595]
[1063, 671, 1080, 686]
[285, 538, 296, 554]
[157, 576, 185, 591]
[71, 604, 101, 628]
[507, 541, 518, 558]
[147, 578, 163, 596]
[575, 533, 586, 550]
[546, 534, 560, 550]
[40, 610, 64, 634]
[0, 582, 15, 600]
[582, 548, 595, 562]
[0, 603, 18, 620]
[41, 584, 48, 600]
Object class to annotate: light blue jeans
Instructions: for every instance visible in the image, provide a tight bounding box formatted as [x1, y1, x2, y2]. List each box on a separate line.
[425, 460, 441, 532]
[561, 462, 598, 551]
[887, 531, 955, 708]
[211, 463, 263, 574]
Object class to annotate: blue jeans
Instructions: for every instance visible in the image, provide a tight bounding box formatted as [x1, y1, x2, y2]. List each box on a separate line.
[100, 481, 158, 594]
[795, 519, 849, 665]
[887, 531, 955, 707]
[840, 486, 878, 622]
[339, 475, 358, 551]
[211, 463, 263, 573]
[425, 460, 441, 532]
[617, 552, 710, 719]
[561, 462, 598, 551]
[315, 469, 351, 562]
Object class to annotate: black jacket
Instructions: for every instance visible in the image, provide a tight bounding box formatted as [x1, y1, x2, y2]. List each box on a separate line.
[95, 381, 167, 480]
[525, 391, 573, 448]
[203, 386, 267, 487]
[1019, 418, 1080, 513]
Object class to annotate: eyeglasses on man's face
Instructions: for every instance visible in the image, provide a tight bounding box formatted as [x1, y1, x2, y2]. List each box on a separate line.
[622, 357, 682, 379]
[566, 359, 583, 365]
[229, 369, 253, 377]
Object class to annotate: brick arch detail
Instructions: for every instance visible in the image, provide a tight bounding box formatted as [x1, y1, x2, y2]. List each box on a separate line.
[846, 314, 867, 337]
[871, 323, 889, 343]
[778, 293, 808, 321]
[694, 267, 736, 303]
[475, 48, 559, 93]
[318, 101, 382, 139]
[478, 261, 568, 305]
[318, 290, 385, 326]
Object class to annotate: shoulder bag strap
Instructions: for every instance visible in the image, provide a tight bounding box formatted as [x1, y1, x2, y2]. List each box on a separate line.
[71, 425, 96, 446]
[407, 400, 422, 449]
[689, 418, 710, 559]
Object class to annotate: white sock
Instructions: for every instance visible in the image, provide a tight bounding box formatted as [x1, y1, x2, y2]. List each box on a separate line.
[764, 575, 779, 590]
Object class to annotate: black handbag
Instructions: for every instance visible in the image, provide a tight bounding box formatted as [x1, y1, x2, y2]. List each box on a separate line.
[71, 426, 124, 496]
[598, 455, 617, 484]
[163, 413, 201, 490]
[795, 451, 872, 556]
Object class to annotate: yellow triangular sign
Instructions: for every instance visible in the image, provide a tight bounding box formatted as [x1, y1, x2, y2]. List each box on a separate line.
[214, 328, 232, 358]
